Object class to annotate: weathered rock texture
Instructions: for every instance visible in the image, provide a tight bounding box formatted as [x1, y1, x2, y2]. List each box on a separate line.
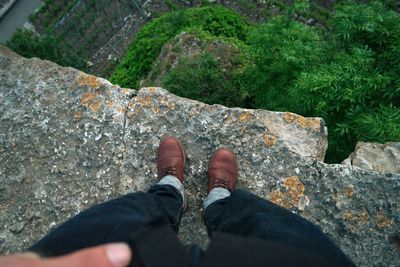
[0, 45, 399, 266]
[342, 141, 400, 174]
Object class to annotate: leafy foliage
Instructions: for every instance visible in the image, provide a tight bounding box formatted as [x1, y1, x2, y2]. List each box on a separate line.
[110, 5, 249, 88]
[245, 15, 326, 110]
[287, 1, 400, 161]
[6, 29, 86, 70]
[162, 52, 240, 106]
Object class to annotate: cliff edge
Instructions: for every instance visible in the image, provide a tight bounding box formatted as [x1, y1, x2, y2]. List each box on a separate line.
[0, 45, 399, 266]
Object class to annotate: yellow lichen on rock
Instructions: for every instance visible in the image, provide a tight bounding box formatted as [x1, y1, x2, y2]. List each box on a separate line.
[73, 111, 83, 121]
[80, 92, 103, 112]
[148, 87, 157, 93]
[267, 176, 309, 211]
[345, 186, 355, 197]
[167, 102, 175, 110]
[375, 212, 392, 228]
[76, 73, 101, 89]
[238, 112, 254, 122]
[136, 95, 153, 107]
[80, 92, 98, 105]
[343, 211, 369, 232]
[88, 100, 103, 112]
[283, 112, 321, 131]
[263, 133, 277, 146]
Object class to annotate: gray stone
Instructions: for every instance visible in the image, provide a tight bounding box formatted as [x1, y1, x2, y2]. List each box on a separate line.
[0, 45, 399, 266]
[342, 141, 400, 173]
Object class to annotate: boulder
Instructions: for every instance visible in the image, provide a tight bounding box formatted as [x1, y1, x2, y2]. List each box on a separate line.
[0, 45, 399, 266]
[342, 141, 400, 173]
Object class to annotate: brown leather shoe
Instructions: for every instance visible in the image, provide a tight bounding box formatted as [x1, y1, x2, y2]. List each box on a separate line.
[157, 136, 185, 183]
[208, 148, 238, 192]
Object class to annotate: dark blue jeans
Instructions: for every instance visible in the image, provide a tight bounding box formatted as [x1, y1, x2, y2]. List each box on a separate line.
[30, 185, 349, 265]
[30, 184, 184, 256]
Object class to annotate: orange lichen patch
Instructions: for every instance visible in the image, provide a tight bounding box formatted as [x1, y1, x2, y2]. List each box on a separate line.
[263, 133, 277, 146]
[137, 95, 153, 107]
[152, 107, 160, 113]
[238, 112, 254, 122]
[148, 87, 157, 93]
[107, 100, 114, 108]
[283, 112, 321, 131]
[267, 176, 309, 211]
[283, 112, 297, 123]
[88, 100, 103, 112]
[80, 92, 98, 106]
[343, 211, 369, 231]
[376, 212, 392, 228]
[121, 88, 131, 94]
[267, 190, 284, 206]
[345, 187, 355, 197]
[77, 73, 101, 89]
[80, 92, 103, 113]
[284, 176, 305, 192]
[167, 102, 175, 110]
[73, 111, 83, 121]
[117, 107, 127, 113]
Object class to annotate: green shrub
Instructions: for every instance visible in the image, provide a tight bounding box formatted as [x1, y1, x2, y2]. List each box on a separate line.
[110, 5, 250, 88]
[246, 15, 326, 110]
[162, 52, 240, 106]
[244, 1, 400, 162]
[6, 29, 86, 70]
[286, 1, 400, 162]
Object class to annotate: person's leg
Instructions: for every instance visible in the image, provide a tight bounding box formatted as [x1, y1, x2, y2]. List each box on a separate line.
[203, 189, 355, 265]
[30, 179, 184, 257]
[30, 136, 187, 257]
[203, 148, 352, 264]
[204, 189, 328, 243]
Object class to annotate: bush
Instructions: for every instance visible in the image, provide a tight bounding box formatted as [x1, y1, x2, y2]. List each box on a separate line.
[287, 1, 400, 162]
[162, 53, 238, 106]
[6, 29, 86, 70]
[246, 15, 326, 110]
[159, 34, 252, 107]
[110, 5, 250, 88]
[242, 1, 400, 162]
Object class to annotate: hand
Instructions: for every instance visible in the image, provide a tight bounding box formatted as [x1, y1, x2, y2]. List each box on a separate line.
[0, 243, 132, 267]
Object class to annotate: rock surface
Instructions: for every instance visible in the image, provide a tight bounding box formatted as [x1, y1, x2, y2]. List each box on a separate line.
[342, 141, 400, 173]
[0, 45, 399, 266]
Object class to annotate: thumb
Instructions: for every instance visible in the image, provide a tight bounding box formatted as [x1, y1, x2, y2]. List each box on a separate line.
[43, 243, 132, 267]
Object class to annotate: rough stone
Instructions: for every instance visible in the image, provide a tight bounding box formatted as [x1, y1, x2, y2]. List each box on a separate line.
[0, 45, 399, 266]
[342, 141, 400, 173]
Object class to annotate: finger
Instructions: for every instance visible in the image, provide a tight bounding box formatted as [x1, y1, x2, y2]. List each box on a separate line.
[43, 243, 132, 267]
[0, 253, 42, 267]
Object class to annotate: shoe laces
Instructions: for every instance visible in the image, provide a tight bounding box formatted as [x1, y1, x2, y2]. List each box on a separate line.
[161, 166, 178, 178]
[212, 178, 231, 191]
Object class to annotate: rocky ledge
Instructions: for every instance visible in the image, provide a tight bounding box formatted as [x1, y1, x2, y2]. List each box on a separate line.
[0, 45, 399, 266]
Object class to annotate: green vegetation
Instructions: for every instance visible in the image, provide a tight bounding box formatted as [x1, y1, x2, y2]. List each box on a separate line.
[110, 6, 250, 88]
[6, 1, 400, 162]
[8, 0, 134, 73]
[6, 29, 86, 70]
[29, 0, 77, 27]
[157, 32, 252, 107]
[113, 1, 399, 162]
